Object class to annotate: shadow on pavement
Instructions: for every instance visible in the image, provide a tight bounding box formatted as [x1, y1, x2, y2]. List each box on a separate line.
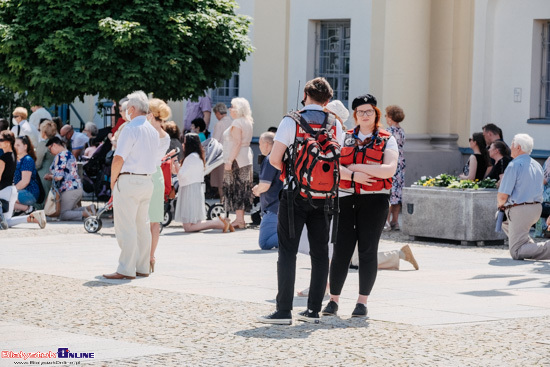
[240, 249, 276, 254]
[488, 258, 531, 266]
[81, 276, 133, 286]
[235, 318, 369, 339]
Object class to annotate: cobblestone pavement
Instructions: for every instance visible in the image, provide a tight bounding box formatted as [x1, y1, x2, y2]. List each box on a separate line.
[1, 269, 549, 366]
[1, 219, 550, 366]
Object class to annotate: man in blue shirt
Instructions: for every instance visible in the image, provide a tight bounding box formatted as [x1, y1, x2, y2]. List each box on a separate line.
[497, 133, 550, 260]
[252, 132, 282, 250]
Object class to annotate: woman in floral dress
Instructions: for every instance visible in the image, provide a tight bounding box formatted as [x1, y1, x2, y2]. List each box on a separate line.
[385, 105, 406, 230]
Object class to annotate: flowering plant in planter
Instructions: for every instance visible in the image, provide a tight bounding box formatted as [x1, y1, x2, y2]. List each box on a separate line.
[414, 174, 497, 189]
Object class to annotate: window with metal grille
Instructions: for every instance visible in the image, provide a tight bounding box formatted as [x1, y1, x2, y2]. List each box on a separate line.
[211, 73, 239, 107]
[315, 21, 351, 106]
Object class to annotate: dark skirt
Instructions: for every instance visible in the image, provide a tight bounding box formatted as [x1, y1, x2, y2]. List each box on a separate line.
[223, 162, 253, 212]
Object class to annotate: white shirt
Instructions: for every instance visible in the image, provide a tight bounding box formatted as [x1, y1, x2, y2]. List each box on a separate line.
[29, 107, 52, 130]
[70, 131, 89, 150]
[11, 120, 39, 148]
[178, 152, 204, 187]
[115, 115, 170, 174]
[274, 104, 344, 147]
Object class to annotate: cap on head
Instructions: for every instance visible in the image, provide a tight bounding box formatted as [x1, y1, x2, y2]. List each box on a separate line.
[352, 94, 377, 110]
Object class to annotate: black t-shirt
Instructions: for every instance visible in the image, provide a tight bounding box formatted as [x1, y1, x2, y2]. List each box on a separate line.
[0, 151, 16, 191]
[486, 156, 512, 180]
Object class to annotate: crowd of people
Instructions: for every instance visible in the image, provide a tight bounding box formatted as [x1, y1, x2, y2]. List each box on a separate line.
[3, 77, 548, 325]
[0, 103, 100, 229]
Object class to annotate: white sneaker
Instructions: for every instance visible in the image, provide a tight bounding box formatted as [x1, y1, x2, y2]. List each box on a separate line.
[383, 221, 391, 231]
[33, 210, 47, 229]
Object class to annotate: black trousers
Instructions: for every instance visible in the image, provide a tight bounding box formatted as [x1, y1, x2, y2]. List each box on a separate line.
[330, 193, 389, 296]
[276, 194, 330, 312]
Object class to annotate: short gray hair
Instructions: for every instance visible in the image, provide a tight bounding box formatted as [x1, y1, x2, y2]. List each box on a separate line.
[512, 133, 534, 154]
[126, 90, 149, 114]
[84, 121, 98, 136]
[120, 101, 128, 111]
[260, 131, 275, 145]
[213, 102, 227, 115]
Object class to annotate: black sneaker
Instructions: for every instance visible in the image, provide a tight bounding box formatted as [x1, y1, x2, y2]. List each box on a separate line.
[257, 310, 292, 325]
[0, 212, 8, 230]
[351, 303, 368, 318]
[296, 309, 320, 324]
[321, 300, 338, 316]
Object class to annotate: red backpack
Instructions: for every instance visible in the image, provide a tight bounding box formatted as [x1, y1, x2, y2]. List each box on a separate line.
[282, 109, 341, 242]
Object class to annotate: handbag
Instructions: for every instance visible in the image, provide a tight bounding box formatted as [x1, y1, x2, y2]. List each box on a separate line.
[44, 184, 61, 217]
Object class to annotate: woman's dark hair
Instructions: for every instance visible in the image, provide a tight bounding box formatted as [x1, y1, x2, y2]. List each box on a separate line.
[191, 117, 210, 139]
[0, 118, 9, 132]
[472, 132, 490, 166]
[0, 130, 15, 152]
[492, 140, 511, 158]
[16, 135, 37, 162]
[46, 136, 66, 149]
[183, 133, 205, 165]
[51, 116, 63, 132]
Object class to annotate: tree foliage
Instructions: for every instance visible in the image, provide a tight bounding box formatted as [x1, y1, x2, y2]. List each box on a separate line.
[0, 0, 252, 105]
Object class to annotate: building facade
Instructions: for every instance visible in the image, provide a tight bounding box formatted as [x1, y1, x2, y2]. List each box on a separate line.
[71, 0, 550, 184]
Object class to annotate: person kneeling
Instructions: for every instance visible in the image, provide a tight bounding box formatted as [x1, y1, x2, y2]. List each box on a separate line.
[174, 133, 233, 233]
[252, 132, 282, 250]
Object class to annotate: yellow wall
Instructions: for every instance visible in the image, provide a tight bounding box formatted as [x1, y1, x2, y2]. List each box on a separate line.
[250, 0, 290, 134]
[371, 0, 475, 139]
[372, 0, 432, 134]
[428, 0, 474, 144]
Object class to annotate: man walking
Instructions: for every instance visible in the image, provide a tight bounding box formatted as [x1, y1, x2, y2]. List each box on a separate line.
[103, 91, 170, 280]
[498, 133, 550, 261]
[257, 77, 342, 325]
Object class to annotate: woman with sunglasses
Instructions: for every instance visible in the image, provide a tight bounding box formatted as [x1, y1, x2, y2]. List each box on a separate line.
[322, 94, 398, 318]
[0, 131, 46, 229]
[13, 135, 41, 215]
[459, 132, 491, 181]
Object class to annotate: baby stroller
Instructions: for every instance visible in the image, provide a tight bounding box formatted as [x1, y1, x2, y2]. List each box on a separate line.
[162, 137, 225, 227]
[84, 196, 112, 233]
[82, 137, 113, 202]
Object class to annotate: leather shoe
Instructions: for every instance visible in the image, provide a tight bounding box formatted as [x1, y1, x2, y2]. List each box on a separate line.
[103, 272, 135, 280]
[136, 272, 149, 277]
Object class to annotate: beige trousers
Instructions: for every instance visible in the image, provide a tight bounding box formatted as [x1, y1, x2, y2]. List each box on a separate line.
[59, 187, 85, 221]
[503, 204, 550, 260]
[113, 175, 153, 276]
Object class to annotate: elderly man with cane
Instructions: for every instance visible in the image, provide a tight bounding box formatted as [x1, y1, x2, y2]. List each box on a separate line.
[497, 133, 550, 261]
[103, 91, 170, 280]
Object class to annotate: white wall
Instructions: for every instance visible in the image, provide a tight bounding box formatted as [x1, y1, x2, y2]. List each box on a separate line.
[472, 0, 550, 150]
[286, 0, 372, 115]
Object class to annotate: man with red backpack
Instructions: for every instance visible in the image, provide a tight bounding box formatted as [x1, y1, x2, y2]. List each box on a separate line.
[257, 77, 343, 325]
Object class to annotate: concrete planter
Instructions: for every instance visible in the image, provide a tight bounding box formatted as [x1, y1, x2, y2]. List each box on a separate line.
[402, 186, 506, 246]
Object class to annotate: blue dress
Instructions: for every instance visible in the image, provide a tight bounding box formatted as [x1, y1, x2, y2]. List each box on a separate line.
[14, 155, 40, 200]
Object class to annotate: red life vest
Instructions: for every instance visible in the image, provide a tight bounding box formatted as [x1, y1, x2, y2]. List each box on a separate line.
[339, 127, 393, 194]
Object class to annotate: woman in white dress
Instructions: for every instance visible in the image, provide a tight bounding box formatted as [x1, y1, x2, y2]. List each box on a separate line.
[174, 133, 234, 233]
